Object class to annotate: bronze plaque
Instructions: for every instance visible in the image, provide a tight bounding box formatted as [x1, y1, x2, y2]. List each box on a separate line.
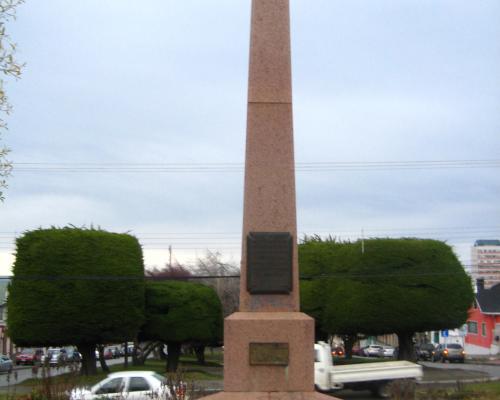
[249, 343, 289, 366]
[247, 232, 293, 294]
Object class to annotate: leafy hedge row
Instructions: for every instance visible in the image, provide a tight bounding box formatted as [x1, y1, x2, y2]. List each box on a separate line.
[8, 228, 145, 347]
[299, 238, 474, 338]
[141, 280, 222, 344]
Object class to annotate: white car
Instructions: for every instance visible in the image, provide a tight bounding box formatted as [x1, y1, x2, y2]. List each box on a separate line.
[363, 344, 384, 357]
[47, 348, 67, 367]
[382, 345, 396, 358]
[70, 371, 179, 400]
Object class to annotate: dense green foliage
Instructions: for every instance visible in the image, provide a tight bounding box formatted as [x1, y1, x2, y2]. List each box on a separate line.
[7, 228, 145, 373]
[141, 280, 222, 343]
[140, 280, 223, 370]
[299, 237, 474, 358]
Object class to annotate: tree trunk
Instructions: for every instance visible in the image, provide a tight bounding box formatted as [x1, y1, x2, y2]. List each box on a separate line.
[396, 331, 416, 361]
[97, 344, 110, 372]
[123, 342, 128, 369]
[194, 345, 205, 365]
[153, 343, 167, 360]
[77, 343, 97, 376]
[158, 343, 167, 360]
[343, 334, 357, 360]
[166, 342, 182, 372]
[132, 340, 142, 366]
[133, 341, 157, 366]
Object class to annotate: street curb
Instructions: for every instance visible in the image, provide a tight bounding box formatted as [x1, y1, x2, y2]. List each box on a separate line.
[418, 376, 500, 386]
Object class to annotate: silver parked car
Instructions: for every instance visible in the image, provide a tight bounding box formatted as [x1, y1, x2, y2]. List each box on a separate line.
[47, 348, 68, 367]
[363, 344, 384, 357]
[382, 345, 396, 358]
[433, 343, 465, 363]
[0, 355, 13, 373]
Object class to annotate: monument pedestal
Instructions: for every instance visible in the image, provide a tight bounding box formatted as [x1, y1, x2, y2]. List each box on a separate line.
[225, 312, 313, 392]
[200, 312, 337, 399]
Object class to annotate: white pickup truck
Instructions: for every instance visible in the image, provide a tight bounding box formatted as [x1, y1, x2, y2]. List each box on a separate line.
[314, 342, 423, 398]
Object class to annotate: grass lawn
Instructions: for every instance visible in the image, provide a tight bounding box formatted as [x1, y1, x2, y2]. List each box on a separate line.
[464, 381, 500, 396]
[416, 381, 500, 399]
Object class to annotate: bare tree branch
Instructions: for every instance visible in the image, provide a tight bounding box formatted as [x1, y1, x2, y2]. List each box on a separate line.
[0, 0, 24, 201]
[192, 250, 240, 317]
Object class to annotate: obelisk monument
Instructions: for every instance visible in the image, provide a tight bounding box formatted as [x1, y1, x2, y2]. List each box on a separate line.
[201, 1, 335, 398]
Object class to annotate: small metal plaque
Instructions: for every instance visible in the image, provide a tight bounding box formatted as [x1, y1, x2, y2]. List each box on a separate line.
[247, 232, 293, 294]
[249, 343, 289, 366]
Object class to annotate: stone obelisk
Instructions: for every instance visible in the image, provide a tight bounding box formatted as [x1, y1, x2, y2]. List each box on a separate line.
[200, 1, 336, 398]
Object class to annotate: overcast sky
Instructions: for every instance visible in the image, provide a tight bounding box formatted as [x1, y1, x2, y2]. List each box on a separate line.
[1, 0, 499, 275]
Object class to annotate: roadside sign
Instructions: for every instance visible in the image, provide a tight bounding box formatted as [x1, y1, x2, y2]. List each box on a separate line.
[441, 329, 449, 337]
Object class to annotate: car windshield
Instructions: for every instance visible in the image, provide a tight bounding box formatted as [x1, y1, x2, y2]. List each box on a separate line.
[21, 349, 34, 354]
[422, 344, 435, 350]
[153, 373, 167, 384]
[447, 344, 462, 349]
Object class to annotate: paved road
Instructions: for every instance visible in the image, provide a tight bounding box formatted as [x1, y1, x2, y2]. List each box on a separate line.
[322, 361, 500, 400]
[196, 362, 499, 400]
[419, 360, 500, 379]
[0, 357, 126, 388]
[2, 358, 499, 399]
[194, 361, 498, 399]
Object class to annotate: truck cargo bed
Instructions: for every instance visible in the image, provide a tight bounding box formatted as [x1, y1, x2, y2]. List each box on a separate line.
[330, 361, 423, 384]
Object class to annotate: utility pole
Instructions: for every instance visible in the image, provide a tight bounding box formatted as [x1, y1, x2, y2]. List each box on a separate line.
[361, 229, 365, 254]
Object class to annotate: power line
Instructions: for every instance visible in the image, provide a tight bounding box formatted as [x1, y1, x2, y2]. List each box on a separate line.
[0, 227, 497, 254]
[1, 235, 498, 248]
[0, 270, 476, 282]
[10, 159, 500, 173]
[0, 226, 498, 237]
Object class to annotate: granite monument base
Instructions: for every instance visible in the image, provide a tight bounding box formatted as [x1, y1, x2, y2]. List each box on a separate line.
[199, 392, 338, 400]
[224, 312, 313, 392]
[196, 312, 339, 399]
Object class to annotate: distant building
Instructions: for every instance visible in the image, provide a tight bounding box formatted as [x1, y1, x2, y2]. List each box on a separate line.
[465, 280, 500, 356]
[0, 280, 14, 356]
[471, 240, 500, 289]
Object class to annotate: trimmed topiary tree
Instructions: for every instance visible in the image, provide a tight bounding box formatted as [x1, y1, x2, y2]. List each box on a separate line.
[299, 237, 474, 360]
[140, 280, 223, 372]
[7, 227, 145, 375]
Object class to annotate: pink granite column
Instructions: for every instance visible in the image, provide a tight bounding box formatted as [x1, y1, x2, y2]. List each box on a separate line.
[240, 0, 299, 313]
[199, 1, 337, 398]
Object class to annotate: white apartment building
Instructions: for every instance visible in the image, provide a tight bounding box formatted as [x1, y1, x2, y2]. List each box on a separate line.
[471, 240, 500, 289]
